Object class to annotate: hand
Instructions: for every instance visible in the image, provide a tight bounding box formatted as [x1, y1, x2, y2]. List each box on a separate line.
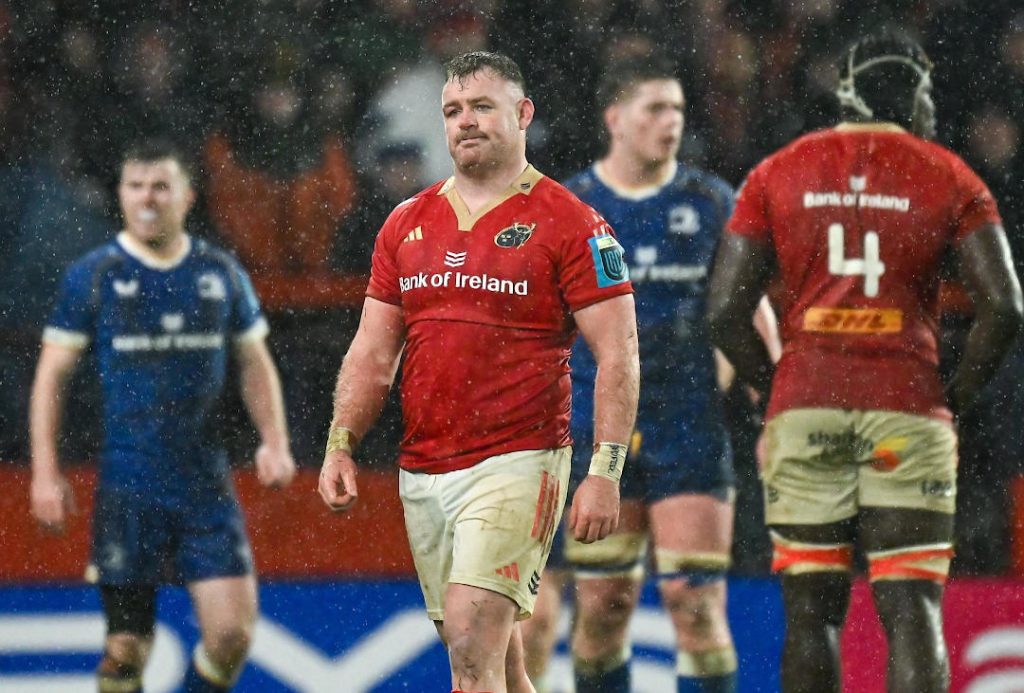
[318, 450, 359, 512]
[254, 443, 296, 488]
[30, 473, 75, 534]
[568, 474, 620, 543]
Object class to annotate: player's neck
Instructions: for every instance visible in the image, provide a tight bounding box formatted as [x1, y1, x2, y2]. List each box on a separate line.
[453, 155, 530, 213]
[599, 151, 674, 189]
[118, 230, 190, 269]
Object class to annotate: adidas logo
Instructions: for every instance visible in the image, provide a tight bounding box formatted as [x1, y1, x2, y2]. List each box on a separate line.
[444, 250, 467, 267]
[528, 571, 541, 595]
[495, 563, 520, 582]
[402, 226, 423, 243]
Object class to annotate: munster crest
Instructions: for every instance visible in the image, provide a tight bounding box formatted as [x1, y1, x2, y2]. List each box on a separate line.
[494, 222, 536, 248]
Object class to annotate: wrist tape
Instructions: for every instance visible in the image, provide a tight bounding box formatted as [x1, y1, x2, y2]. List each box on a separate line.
[588, 442, 628, 483]
[325, 426, 356, 455]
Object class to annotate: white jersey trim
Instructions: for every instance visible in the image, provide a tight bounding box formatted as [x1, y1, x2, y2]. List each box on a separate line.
[234, 317, 270, 345]
[594, 160, 677, 201]
[117, 232, 192, 270]
[42, 326, 89, 349]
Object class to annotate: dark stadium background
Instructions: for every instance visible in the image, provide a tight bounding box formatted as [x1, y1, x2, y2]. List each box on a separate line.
[1, 1, 1023, 690]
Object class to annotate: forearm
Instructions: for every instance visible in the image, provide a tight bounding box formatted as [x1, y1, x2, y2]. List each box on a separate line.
[29, 374, 66, 479]
[330, 345, 400, 444]
[239, 347, 290, 450]
[591, 347, 640, 447]
[712, 323, 775, 396]
[29, 345, 82, 479]
[946, 308, 1022, 416]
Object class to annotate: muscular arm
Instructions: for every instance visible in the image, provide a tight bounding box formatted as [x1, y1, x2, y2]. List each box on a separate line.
[715, 295, 781, 393]
[946, 223, 1024, 416]
[29, 342, 83, 532]
[706, 233, 777, 397]
[568, 294, 640, 543]
[235, 336, 295, 488]
[319, 297, 405, 511]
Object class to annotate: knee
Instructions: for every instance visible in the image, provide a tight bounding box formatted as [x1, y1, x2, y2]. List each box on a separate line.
[575, 588, 634, 642]
[782, 573, 850, 630]
[447, 631, 499, 678]
[662, 579, 728, 640]
[202, 621, 254, 665]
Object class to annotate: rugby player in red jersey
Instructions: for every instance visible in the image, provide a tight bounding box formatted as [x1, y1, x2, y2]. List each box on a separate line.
[707, 30, 1022, 693]
[317, 51, 640, 693]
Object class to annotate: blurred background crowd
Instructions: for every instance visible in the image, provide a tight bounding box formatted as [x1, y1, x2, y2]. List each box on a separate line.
[2, 0, 1023, 576]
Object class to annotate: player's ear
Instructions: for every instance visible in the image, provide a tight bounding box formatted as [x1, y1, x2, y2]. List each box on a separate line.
[184, 183, 197, 213]
[603, 103, 619, 138]
[518, 97, 535, 130]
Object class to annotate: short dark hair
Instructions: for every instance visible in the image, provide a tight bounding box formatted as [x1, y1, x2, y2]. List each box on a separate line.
[121, 138, 193, 182]
[596, 54, 679, 111]
[837, 29, 933, 126]
[443, 51, 527, 94]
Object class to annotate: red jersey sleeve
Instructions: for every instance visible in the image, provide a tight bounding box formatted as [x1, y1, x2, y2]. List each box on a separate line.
[949, 155, 1002, 244]
[366, 213, 402, 305]
[726, 161, 772, 243]
[558, 209, 633, 312]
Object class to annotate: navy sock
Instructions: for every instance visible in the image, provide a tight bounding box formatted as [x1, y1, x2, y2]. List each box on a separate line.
[183, 661, 230, 693]
[575, 660, 630, 693]
[677, 671, 737, 693]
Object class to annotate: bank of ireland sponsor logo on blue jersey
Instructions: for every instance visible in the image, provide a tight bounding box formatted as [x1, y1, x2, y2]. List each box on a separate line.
[588, 234, 629, 288]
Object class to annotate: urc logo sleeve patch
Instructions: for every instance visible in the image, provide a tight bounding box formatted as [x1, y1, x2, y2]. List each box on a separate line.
[588, 234, 630, 287]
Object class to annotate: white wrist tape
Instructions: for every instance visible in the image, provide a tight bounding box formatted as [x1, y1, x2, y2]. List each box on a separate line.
[325, 426, 355, 455]
[588, 442, 628, 483]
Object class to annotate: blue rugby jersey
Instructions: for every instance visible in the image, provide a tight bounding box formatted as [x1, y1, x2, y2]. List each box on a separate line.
[44, 234, 267, 492]
[566, 162, 735, 433]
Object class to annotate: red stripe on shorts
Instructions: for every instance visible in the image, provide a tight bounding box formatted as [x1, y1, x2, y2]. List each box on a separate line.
[531, 472, 551, 539]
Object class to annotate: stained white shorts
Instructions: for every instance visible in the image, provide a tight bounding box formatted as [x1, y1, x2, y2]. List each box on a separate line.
[399, 447, 570, 620]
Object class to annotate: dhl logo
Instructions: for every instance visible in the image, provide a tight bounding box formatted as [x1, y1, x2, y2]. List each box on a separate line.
[803, 307, 903, 334]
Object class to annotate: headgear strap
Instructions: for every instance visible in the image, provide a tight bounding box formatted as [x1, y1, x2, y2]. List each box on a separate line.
[835, 49, 932, 118]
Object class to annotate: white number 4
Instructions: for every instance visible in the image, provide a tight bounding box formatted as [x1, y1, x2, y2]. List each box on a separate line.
[828, 223, 885, 297]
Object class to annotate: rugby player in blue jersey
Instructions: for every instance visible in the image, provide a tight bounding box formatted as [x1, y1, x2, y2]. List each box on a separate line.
[29, 139, 295, 693]
[521, 55, 777, 693]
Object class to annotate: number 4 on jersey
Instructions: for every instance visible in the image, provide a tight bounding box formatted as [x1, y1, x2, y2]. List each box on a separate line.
[828, 223, 885, 297]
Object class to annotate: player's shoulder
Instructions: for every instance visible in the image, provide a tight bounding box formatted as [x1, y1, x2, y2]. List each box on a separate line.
[190, 236, 251, 275]
[674, 163, 735, 202]
[378, 179, 449, 236]
[532, 171, 599, 219]
[561, 166, 600, 198]
[192, 236, 238, 265]
[905, 136, 980, 179]
[64, 238, 126, 279]
[759, 128, 838, 167]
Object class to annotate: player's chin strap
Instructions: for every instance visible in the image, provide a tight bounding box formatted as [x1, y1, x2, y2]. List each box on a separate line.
[835, 50, 932, 118]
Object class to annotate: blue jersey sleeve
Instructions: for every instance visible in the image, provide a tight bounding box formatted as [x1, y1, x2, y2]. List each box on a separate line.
[226, 257, 268, 340]
[43, 258, 98, 347]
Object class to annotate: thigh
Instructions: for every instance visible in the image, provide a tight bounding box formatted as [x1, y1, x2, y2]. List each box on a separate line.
[857, 411, 957, 515]
[761, 408, 861, 525]
[400, 469, 451, 621]
[449, 448, 571, 620]
[189, 574, 259, 638]
[176, 491, 254, 584]
[564, 497, 647, 579]
[650, 493, 733, 554]
[90, 487, 172, 585]
[633, 412, 735, 504]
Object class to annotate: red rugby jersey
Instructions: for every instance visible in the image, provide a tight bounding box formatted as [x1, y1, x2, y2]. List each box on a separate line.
[727, 124, 1001, 420]
[367, 166, 633, 473]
